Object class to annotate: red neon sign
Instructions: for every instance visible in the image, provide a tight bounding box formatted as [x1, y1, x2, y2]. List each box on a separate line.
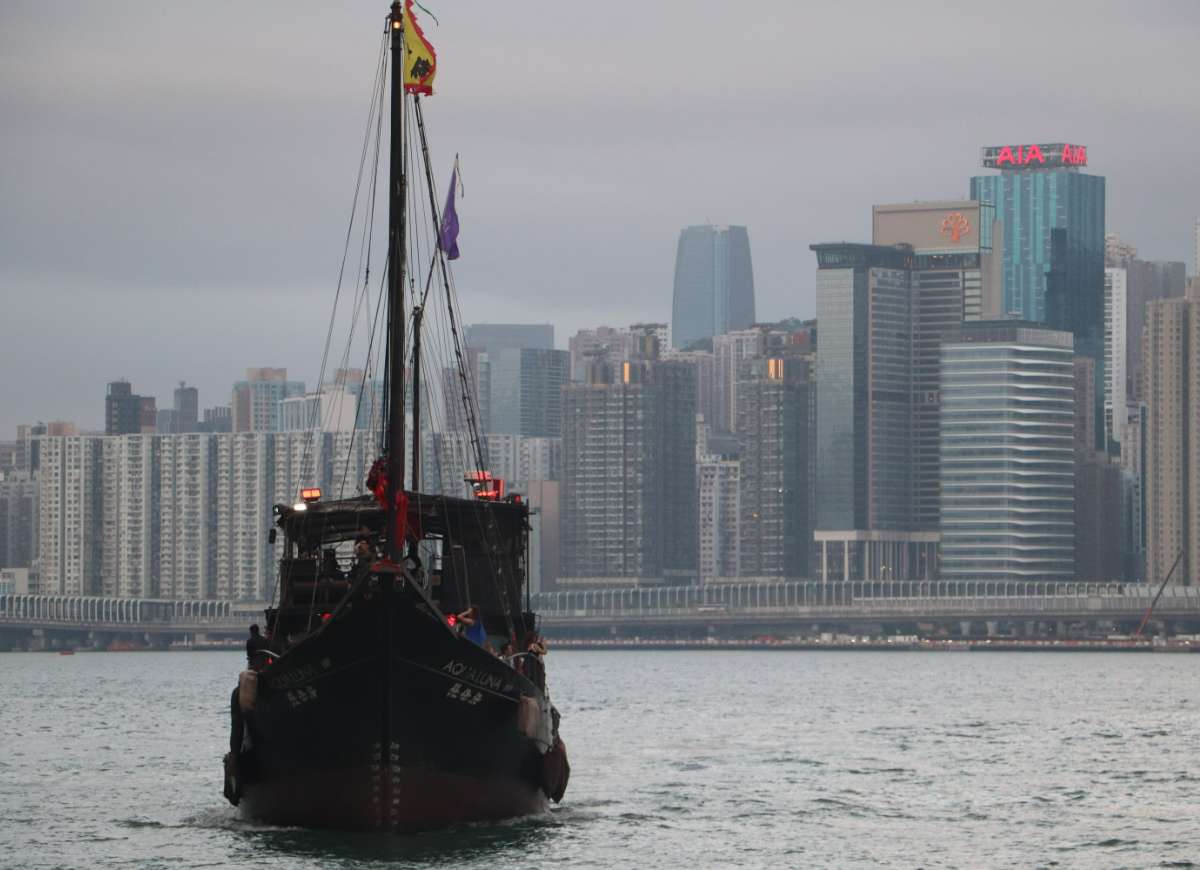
[983, 143, 1087, 169]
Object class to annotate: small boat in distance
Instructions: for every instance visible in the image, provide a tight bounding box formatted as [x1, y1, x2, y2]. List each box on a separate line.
[221, 1, 569, 832]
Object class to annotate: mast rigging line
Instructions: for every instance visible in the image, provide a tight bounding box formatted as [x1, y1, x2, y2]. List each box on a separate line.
[409, 95, 517, 640]
[279, 6, 525, 639]
[412, 98, 488, 477]
[272, 30, 389, 609]
[291, 29, 390, 506]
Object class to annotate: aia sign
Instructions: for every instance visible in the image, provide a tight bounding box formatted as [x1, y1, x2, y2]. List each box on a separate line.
[981, 143, 1087, 169]
[940, 212, 971, 242]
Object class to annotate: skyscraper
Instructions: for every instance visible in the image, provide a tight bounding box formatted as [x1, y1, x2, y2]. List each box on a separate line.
[100, 435, 161, 598]
[939, 322, 1076, 583]
[278, 389, 359, 433]
[15, 421, 74, 471]
[0, 471, 37, 570]
[697, 450, 739, 584]
[37, 436, 104, 595]
[1124, 257, 1186, 400]
[106, 380, 156, 435]
[1074, 356, 1096, 456]
[1143, 289, 1200, 587]
[711, 329, 764, 435]
[654, 358, 700, 582]
[174, 382, 199, 433]
[660, 349, 716, 427]
[671, 225, 755, 350]
[567, 327, 635, 383]
[463, 323, 554, 353]
[560, 356, 696, 585]
[1106, 232, 1138, 264]
[736, 355, 814, 580]
[486, 348, 569, 438]
[970, 143, 1103, 326]
[232, 368, 305, 433]
[561, 372, 659, 584]
[811, 243, 937, 581]
[1120, 403, 1148, 582]
[709, 321, 814, 435]
[460, 325, 560, 437]
[159, 433, 217, 599]
[1104, 267, 1128, 447]
[1194, 218, 1199, 279]
[200, 406, 233, 433]
[215, 432, 275, 599]
[873, 199, 1003, 529]
[1075, 452, 1123, 584]
[971, 143, 1104, 446]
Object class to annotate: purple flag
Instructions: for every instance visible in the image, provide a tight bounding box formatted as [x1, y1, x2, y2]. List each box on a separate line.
[439, 159, 460, 260]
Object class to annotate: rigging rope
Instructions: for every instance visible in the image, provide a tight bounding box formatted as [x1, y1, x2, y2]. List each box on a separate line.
[292, 29, 389, 505]
[276, 38, 530, 643]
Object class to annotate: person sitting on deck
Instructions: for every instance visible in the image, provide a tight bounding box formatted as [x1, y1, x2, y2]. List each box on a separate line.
[245, 624, 271, 670]
[456, 606, 488, 647]
[353, 534, 376, 570]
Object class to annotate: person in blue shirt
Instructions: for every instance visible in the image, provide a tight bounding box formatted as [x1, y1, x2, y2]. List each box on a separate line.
[457, 606, 487, 647]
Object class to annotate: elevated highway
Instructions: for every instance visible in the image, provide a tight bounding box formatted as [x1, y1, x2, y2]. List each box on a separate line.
[3, 580, 1199, 646]
[532, 580, 1200, 636]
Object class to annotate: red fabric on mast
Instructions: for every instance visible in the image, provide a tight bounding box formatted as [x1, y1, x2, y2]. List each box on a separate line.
[366, 458, 409, 552]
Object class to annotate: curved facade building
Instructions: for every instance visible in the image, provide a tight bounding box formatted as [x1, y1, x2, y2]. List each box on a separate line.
[939, 322, 1075, 583]
[671, 225, 755, 350]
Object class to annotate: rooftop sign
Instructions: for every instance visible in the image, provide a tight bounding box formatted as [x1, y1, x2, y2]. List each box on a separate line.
[980, 143, 1087, 170]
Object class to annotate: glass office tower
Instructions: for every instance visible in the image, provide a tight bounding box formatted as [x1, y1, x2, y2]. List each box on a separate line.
[970, 147, 1104, 325]
[971, 143, 1104, 447]
[671, 225, 755, 349]
[940, 321, 1076, 583]
[810, 242, 938, 581]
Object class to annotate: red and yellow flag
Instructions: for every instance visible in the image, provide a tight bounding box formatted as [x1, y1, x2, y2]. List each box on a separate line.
[403, 0, 437, 96]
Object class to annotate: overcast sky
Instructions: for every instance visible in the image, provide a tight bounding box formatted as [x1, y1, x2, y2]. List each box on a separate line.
[2, 0, 1197, 435]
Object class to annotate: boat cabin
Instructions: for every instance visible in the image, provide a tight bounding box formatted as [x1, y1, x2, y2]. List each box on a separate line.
[266, 492, 535, 649]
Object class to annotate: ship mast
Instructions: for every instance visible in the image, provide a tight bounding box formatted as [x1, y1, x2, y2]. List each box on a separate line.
[385, 0, 408, 563]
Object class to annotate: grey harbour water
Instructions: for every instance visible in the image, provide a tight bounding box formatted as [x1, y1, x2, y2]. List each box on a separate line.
[1, 650, 1197, 869]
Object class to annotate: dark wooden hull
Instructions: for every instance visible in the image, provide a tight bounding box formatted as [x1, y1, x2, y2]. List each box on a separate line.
[233, 571, 555, 832]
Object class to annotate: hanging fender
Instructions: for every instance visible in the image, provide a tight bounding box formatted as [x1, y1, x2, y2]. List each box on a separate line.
[237, 670, 258, 715]
[541, 736, 570, 803]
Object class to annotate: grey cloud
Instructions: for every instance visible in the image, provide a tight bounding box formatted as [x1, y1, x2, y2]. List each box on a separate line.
[2, 0, 1198, 433]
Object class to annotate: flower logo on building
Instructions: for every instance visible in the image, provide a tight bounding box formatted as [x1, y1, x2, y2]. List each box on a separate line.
[940, 212, 971, 243]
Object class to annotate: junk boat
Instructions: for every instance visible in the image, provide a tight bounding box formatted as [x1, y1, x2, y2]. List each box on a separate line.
[222, 0, 569, 831]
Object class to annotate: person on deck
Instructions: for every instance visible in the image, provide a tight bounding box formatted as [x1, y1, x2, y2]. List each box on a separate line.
[456, 606, 488, 647]
[245, 624, 271, 670]
[522, 634, 546, 690]
[353, 534, 376, 569]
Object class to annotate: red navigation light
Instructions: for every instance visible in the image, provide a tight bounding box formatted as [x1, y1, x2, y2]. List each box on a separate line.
[321, 612, 332, 622]
[447, 614, 457, 627]
[301, 487, 322, 502]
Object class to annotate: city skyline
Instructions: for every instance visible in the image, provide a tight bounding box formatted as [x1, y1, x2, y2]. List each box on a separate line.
[3, 2, 1200, 434]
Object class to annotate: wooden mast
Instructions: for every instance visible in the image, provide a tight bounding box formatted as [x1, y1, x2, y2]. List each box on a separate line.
[385, 0, 408, 562]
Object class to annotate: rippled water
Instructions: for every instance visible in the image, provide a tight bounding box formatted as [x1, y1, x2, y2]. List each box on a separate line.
[2, 650, 1198, 868]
